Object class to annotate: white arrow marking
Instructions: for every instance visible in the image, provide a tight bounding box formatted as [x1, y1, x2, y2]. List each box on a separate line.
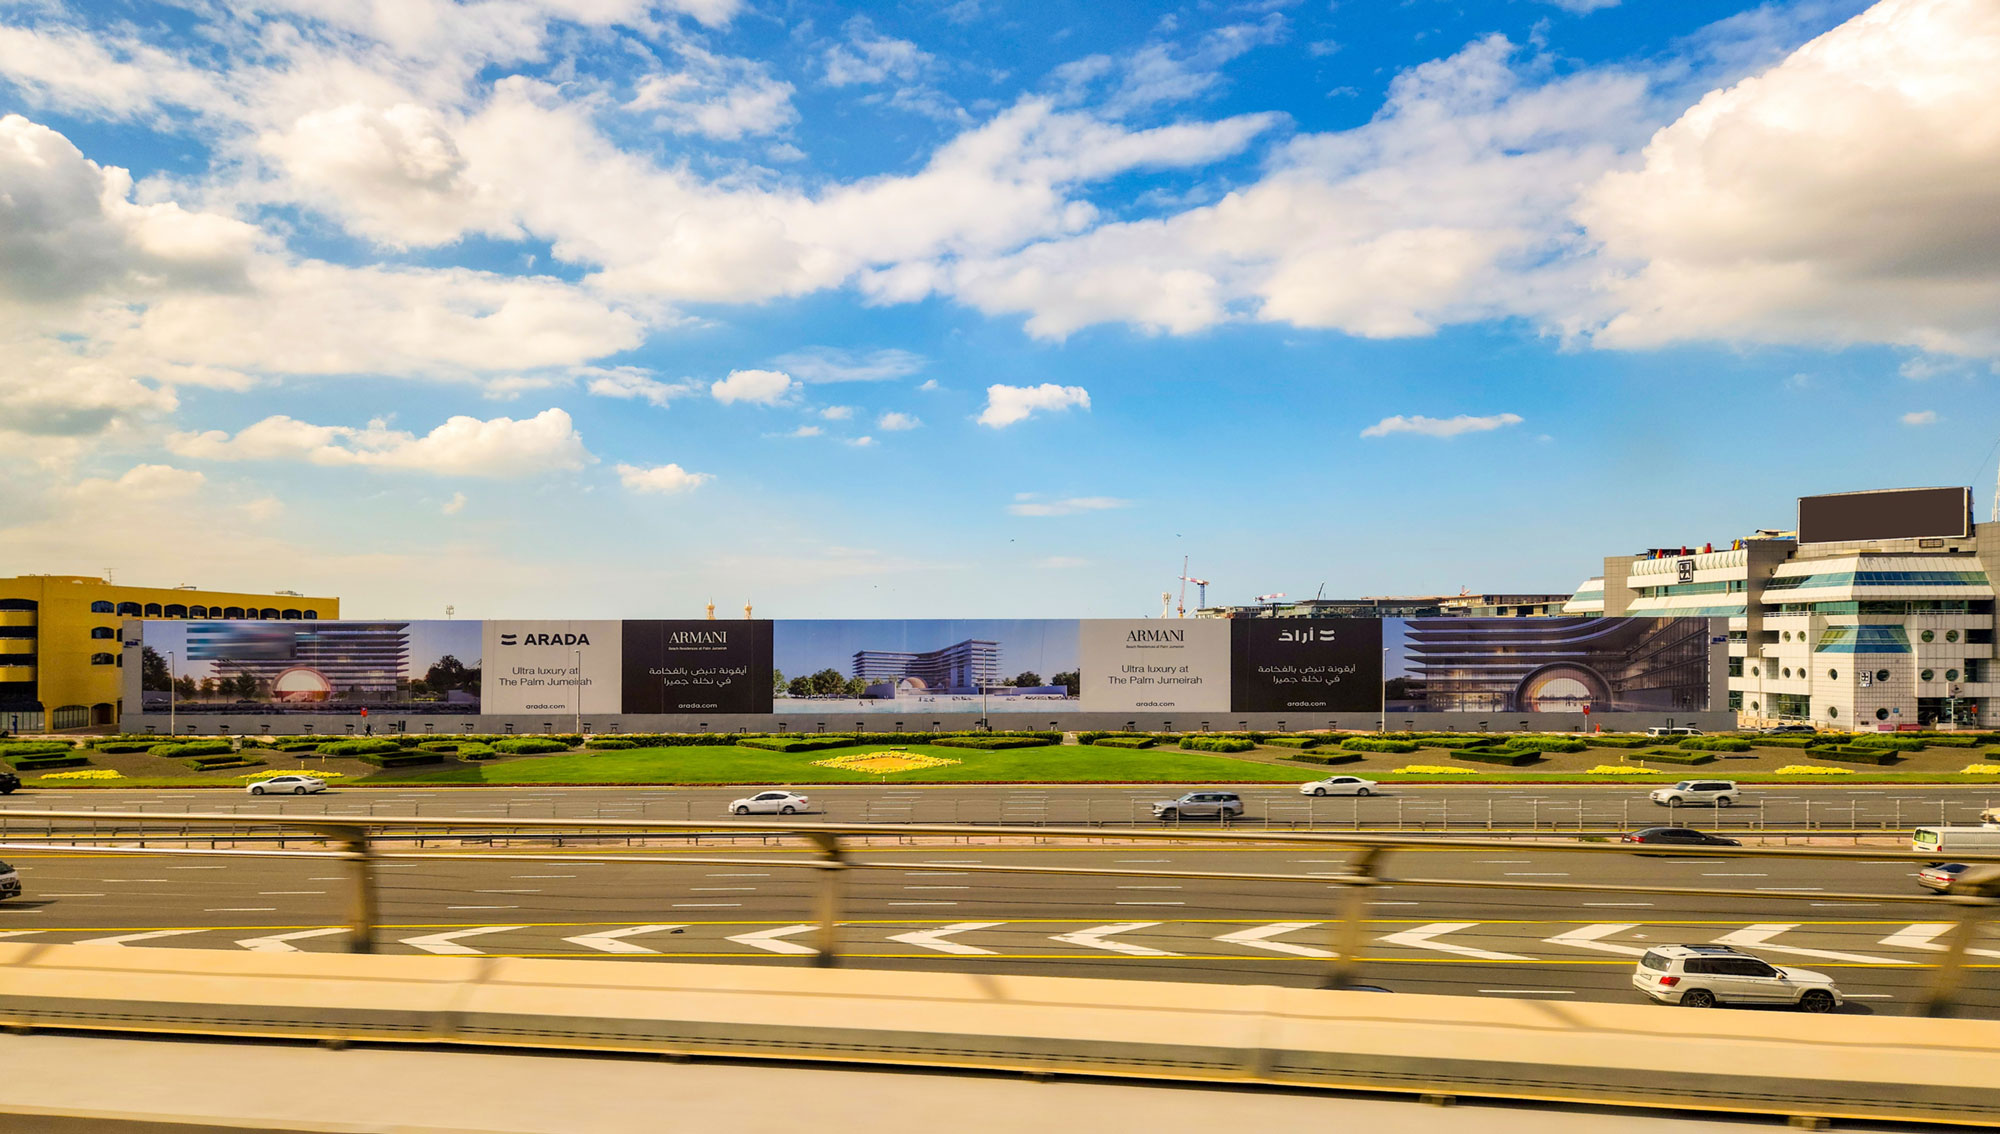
[1712, 923, 1910, 965]
[727, 924, 819, 955]
[1879, 923, 2000, 959]
[1544, 923, 1646, 956]
[1215, 921, 1335, 958]
[235, 927, 349, 952]
[75, 929, 205, 947]
[1051, 921, 1180, 957]
[887, 921, 1001, 956]
[561, 924, 685, 955]
[1377, 922, 1530, 961]
[0, 931, 36, 941]
[399, 925, 527, 956]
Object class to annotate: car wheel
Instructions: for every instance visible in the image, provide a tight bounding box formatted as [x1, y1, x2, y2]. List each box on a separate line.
[1799, 989, 1835, 1013]
[733, 805, 750, 816]
[1161, 809, 1178, 821]
[1680, 988, 1716, 1009]
[780, 805, 797, 815]
[294, 786, 307, 795]
[1356, 787, 1372, 797]
[0, 786, 13, 795]
[1312, 787, 1328, 796]
[250, 786, 264, 796]
[1718, 796, 1734, 807]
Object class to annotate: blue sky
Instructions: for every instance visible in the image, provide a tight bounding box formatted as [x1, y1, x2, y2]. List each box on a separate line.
[2, 0, 1996, 619]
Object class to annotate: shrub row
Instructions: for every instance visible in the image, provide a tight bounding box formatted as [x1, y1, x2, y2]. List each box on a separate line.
[1087, 736, 1157, 749]
[1340, 737, 1421, 754]
[584, 738, 637, 749]
[189, 757, 264, 771]
[1811, 747, 1903, 765]
[1261, 736, 1327, 749]
[492, 737, 569, 755]
[932, 736, 1049, 750]
[315, 739, 403, 757]
[0, 741, 73, 758]
[738, 737, 855, 753]
[1419, 737, 1501, 750]
[147, 739, 235, 759]
[1451, 748, 1542, 767]
[11, 753, 90, 771]
[1287, 752, 1364, 765]
[1636, 749, 1717, 765]
[1677, 737, 1753, 752]
[1502, 736, 1588, 754]
[1180, 736, 1255, 753]
[1843, 735, 1927, 751]
[1583, 736, 1655, 748]
[357, 751, 445, 768]
[457, 743, 498, 760]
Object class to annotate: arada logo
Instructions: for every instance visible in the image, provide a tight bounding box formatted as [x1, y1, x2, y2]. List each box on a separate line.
[501, 631, 591, 646]
[499, 633, 517, 646]
[1126, 628, 1185, 643]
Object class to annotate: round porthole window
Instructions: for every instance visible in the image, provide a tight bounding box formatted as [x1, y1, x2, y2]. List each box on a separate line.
[1828, 669, 1838, 681]
[1922, 630, 1936, 643]
[1828, 705, 1839, 719]
[1948, 668, 1960, 682]
[1922, 668, 1935, 681]
[1947, 629, 1960, 643]
[1876, 669, 1891, 682]
[1750, 700, 1760, 711]
[1782, 667, 1792, 679]
[1782, 631, 1792, 642]
[1876, 708, 1889, 720]
[1751, 666, 1760, 677]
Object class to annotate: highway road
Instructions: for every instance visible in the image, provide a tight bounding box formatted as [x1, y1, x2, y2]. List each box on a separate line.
[2, 834, 1994, 1017]
[8, 781, 2000, 830]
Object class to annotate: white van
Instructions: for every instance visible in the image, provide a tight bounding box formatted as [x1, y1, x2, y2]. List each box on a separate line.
[1646, 726, 1704, 737]
[1912, 826, 2000, 854]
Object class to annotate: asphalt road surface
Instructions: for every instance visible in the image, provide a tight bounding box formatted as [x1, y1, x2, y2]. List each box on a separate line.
[2, 835, 1994, 1018]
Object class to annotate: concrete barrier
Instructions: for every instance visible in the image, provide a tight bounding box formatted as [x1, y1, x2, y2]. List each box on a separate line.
[0, 942, 1995, 1125]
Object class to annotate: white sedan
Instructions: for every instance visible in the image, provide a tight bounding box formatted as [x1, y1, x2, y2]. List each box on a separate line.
[1299, 775, 1378, 797]
[248, 775, 327, 796]
[730, 790, 810, 816]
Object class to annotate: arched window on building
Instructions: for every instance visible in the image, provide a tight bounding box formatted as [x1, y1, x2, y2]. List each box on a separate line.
[90, 601, 114, 614]
[143, 603, 162, 616]
[89, 626, 115, 639]
[116, 601, 141, 616]
[282, 608, 302, 620]
[189, 605, 208, 618]
[303, 609, 319, 619]
[89, 652, 115, 666]
[258, 607, 280, 619]
[164, 604, 187, 618]
[223, 607, 245, 618]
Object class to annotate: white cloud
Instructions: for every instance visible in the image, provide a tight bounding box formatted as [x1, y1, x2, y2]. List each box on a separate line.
[583, 366, 698, 407]
[877, 411, 921, 431]
[784, 425, 824, 438]
[772, 347, 927, 382]
[0, 27, 224, 120]
[978, 383, 1091, 427]
[824, 18, 933, 87]
[820, 405, 854, 421]
[1582, 0, 2000, 359]
[1056, 14, 1288, 117]
[71, 464, 207, 505]
[442, 491, 467, 514]
[168, 408, 592, 477]
[627, 45, 797, 141]
[616, 462, 713, 494]
[710, 368, 795, 404]
[1360, 412, 1523, 439]
[1901, 410, 1939, 426]
[918, 379, 941, 392]
[848, 435, 877, 447]
[1542, 0, 1621, 12]
[1007, 494, 1129, 516]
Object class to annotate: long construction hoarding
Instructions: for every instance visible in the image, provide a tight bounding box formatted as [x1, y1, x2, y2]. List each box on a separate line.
[126, 615, 1722, 720]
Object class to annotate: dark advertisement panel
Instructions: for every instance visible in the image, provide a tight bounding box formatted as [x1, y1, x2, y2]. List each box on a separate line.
[1798, 487, 1971, 544]
[620, 620, 773, 714]
[1230, 619, 1383, 712]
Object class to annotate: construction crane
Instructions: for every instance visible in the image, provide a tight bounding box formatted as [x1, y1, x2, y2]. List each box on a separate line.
[1255, 592, 1287, 615]
[1180, 566, 1211, 612]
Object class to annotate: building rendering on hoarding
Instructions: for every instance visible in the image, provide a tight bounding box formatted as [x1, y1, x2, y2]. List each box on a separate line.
[851, 639, 999, 694]
[0, 575, 339, 732]
[1564, 487, 1993, 729]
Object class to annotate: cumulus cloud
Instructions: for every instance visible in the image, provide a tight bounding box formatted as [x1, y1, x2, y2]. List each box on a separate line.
[772, 347, 927, 382]
[167, 408, 592, 476]
[583, 366, 698, 407]
[824, 18, 933, 87]
[442, 491, 467, 514]
[616, 462, 712, 493]
[1055, 14, 1288, 117]
[820, 405, 854, 421]
[710, 368, 795, 404]
[849, 436, 877, 447]
[877, 411, 921, 431]
[978, 383, 1091, 427]
[1360, 412, 1523, 439]
[71, 464, 207, 505]
[1901, 410, 1938, 426]
[627, 44, 797, 141]
[1007, 494, 1129, 516]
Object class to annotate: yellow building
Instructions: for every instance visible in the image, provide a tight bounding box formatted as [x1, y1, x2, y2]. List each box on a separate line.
[0, 576, 340, 732]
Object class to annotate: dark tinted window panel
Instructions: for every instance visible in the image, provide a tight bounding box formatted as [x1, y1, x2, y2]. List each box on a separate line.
[1798, 487, 1971, 544]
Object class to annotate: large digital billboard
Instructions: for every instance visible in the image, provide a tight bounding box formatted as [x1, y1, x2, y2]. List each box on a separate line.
[1229, 619, 1382, 712]
[1798, 487, 1971, 544]
[133, 619, 482, 714]
[772, 619, 1078, 714]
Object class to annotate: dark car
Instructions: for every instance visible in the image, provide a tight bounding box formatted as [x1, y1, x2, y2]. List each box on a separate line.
[1759, 724, 1816, 735]
[1622, 827, 1742, 847]
[0, 859, 18, 900]
[0, 770, 17, 795]
[1918, 862, 1969, 892]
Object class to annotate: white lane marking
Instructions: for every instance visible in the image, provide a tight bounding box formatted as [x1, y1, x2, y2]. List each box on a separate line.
[886, 901, 959, 906]
[672, 903, 741, 908]
[258, 891, 325, 896]
[37, 893, 104, 898]
[1115, 901, 1185, 906]
[1584, 902, 1654, 907]
[562, 924, 685, 955]
[1879, 923, 2000, 959]
[513, 875, 576, 879]
[1480, 860, 1531, 864]
[1504, 873, 1569, 877]
[1756, 887, 1823, 892]
[1051, 922, 1179, 957]
[1117, 859, 1170, 863]
[1661, 859, 1726, 864]
[1216, 921, 1334, 958]
[692, 887, 757, 892]
[476, 889, 541, 894]
[1370, 901, 1419, 906]
[1814, 903, 1879, 907]
[1703, 873, 1768, 877]
[903, 872, 969, 877]
[1711, 923, 1911, 965]
[1116, 885, 1182, 890]
[446, 905, 517, 910]
[236, 928, 348, 952]
[728, 924, 819, 955]
[902, 886, 970, 891]
[1378, 923, 1530, 962]
[0, 931, 37, 940]
[166, 866, 226, 870]
[1845, 994, 1895, 999]
[707, 873, 771, 878]
[400, 926, 527, 955]
[76, 929, 205, 947]
[1480, 989, 1574, 995]
[887, 921, 1002, 956]
[205, 907, 276, 912]
[1545, 923, 1645, 956]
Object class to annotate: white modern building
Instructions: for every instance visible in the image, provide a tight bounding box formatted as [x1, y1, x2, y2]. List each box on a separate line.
[1566, 487, 1993, 729]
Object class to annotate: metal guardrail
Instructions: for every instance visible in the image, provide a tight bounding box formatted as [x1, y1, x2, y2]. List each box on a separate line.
[3, 809, 1998, 1016]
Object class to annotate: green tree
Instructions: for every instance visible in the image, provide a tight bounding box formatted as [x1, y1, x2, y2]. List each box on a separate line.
[140, 646, 171, 692]
[787, 675, 812, 698]
[172, 674, 197, 701]
[809, 668, 846, 696]
[1051, 671, 1080, 696]
[1007, 671, 1043, 688]
[424, 655, 479, 693]
[772, 668, 787, 694]
[845, 676, 870, 698]
[231, 672, 261, 700]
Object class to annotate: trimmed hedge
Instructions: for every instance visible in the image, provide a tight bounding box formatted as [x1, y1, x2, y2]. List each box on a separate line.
[93, 740, 167, 754]
[1502, 737, 1588, 754]
[1261, 736, 1327, 749]
[457, 743, 498, 760]
[737, 737, 855, 753]
[1635, 748, 1717, 765]
[1812, 746, 1903, 765]
[357, 751, 445, 768]
[1340, 737, 1421, 754]
[1843, 735, 1927, 751]
[188, 757, 264, 771]
[11, 753, 90, 771]
[1677, 737, 1753, 752]
[147, 739, 235, 759]
[1915, 735, 1983, 748]
[0, 741, 73, 758]
[584, 738, 637, 750]
[1756, 736, 1824, 749]
[1088, 736, 1158, 749]
[1584, 736, 1655, 749]
[1420, 737, 1504, 750]
[316, 739, 403, 757]
[1180, 736, 1255, 753]
[492, 737, 569, 755]
[1452, 748, 1542, 767]
[1288, 751, 1364, 765]
[932, 736, 1049, 750]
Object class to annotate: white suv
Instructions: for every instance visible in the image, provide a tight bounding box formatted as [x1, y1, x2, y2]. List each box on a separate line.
[1633, 945, 1840, 1012]
[1649, 779, 1740, 807]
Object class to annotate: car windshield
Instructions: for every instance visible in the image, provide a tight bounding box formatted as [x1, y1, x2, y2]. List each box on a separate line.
[1638, 950, 1669, 971]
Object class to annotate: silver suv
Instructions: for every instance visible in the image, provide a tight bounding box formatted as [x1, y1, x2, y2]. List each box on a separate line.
[1649, 779, 1740, 807]
[1152, 791, 1244, 820]
[1633, 944, 1840, 1012]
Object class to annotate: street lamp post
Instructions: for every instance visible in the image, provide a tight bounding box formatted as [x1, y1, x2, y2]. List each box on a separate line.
[1379, 647, 1388, 734]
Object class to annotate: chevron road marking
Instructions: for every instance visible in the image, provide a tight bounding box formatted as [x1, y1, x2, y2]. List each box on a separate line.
[561, 924, 687, 955]
[727, 924, 819, 955]
[1711, 923, 1911, 965]
[1878, 923, 2000, 959]
[1377, 923, 1530, 962]
[1214, 922, 1335, 958]
[1050, 922, 1179, 957]
[235, 927, 349, 952]
[400, 925, 528, 956]
[1544, 923, 1646, 957]
[886, 922, 1002, 956]
[0, 932, 37, 940]
[75, 929, 205, 947]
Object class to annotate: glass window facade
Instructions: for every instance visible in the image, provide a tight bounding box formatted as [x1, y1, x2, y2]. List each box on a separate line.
[1765, 570, 1991, 591]
[1815, 626, 1912, 653]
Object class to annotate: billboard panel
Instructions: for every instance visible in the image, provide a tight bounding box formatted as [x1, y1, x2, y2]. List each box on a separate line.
[772, 620, 1078, 714]
[1384, 616, 1718, 713]
[135, 619, 482, 714]
[480, 621, 620, 715]
[1229, 619, 1383, 712]
[1077, 619, 1229, 713]
[1798, 487, 1971, 544]
[621, 620, 773, 714]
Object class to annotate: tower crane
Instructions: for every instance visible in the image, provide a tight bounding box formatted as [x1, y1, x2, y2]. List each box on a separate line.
[1180, 570, 1210, 611]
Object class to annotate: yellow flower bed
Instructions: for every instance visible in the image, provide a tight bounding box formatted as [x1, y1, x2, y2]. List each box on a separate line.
[1584, 765, 1657, 775]
[1775, 765, 1854, 775]
[239, 769, 347, 780]
[1960, 765, 2000, 774]
[1390, 765, 1480, 775]
[811, 750, 961, 775]
[36, 768, 123, 781]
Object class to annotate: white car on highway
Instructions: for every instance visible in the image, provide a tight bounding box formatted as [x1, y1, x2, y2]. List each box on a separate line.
[246, 775, 327, 796]
[730, 790, 810, 816]
[1649, 780, 1741, 807]
[1300, 775, 1378, 797]
[1634, 944, 1840, 1011]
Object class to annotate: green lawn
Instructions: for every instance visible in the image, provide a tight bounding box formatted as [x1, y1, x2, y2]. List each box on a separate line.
[361, 743, 1305, 785]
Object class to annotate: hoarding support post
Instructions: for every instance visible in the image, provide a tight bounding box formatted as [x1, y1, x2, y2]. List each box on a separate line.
[807, 832, 846, 967]
[323, 823, 377, 954]
[1324, 847, 1384, 990]
[1922, 892, 1998, 1017]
